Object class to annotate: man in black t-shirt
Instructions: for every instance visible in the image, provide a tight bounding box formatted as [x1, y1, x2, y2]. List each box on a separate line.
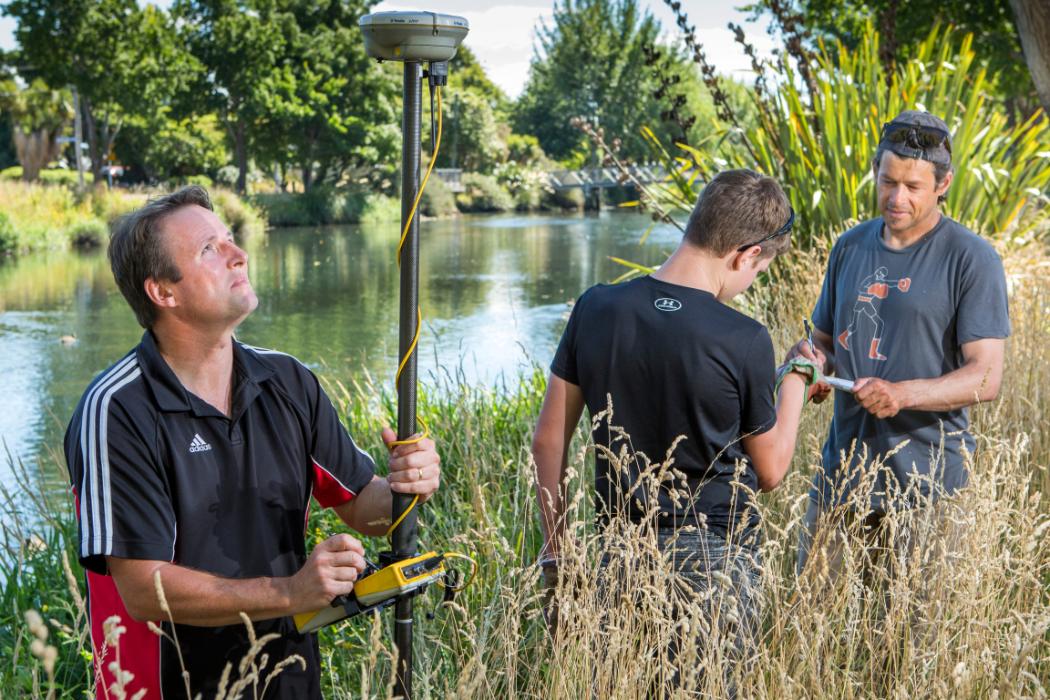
[65, 186, 442, 698]
[532, 170, 826, 676]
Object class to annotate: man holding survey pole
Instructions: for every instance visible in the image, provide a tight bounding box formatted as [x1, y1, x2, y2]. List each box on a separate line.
[64, 186, 441, 698]
[789, 111, 1010, 580]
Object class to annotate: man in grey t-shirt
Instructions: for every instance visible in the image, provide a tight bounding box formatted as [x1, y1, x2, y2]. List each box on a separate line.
[790, 110, 1010, 576]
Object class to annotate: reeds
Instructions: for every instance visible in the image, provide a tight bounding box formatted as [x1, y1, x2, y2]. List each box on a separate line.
[2, 243, 1048, 698]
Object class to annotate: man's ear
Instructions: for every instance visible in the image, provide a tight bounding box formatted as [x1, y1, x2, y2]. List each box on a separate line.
[731, 246, 762, 271]
[144, 277, 177, 310]
[935, 169, 953, 198]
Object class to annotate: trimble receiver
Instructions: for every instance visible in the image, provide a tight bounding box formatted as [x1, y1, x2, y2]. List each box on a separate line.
[359, 11, 468, 62]
[294, 551, 447, 634]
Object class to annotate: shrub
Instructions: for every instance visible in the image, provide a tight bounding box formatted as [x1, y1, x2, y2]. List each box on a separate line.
[253, 192, 313, 227]
[455, 172, 514, 213]
[542, 187, 585, 211]
[493, 162, 550, 211]
[0, 211, 16, 255]
[421, 175, 457, 217]
[0, 167, 94, 186]
[211, 188, 266, 240]
[66, 219, 108, 250]
[252, 187, 401, 227]
[358, 193, 401, 225]
[89, 187, 147, 225]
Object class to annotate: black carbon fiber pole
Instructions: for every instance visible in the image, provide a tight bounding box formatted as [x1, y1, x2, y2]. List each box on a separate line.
[393, 60, 422, 700]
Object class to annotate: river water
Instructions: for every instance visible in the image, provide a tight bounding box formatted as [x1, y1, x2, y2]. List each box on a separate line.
[0, 212, 679, 489]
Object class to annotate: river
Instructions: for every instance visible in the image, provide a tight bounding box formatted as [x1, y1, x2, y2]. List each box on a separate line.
[0, 212, 679, 490]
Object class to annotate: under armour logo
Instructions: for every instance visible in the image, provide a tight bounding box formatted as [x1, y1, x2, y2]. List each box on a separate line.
[654, 298, 682, 312]
[189, 433, 212, 453]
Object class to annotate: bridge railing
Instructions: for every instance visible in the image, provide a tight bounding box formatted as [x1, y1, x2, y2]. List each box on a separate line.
[546, 163, 668, 190]
[433, 168, 464, 192]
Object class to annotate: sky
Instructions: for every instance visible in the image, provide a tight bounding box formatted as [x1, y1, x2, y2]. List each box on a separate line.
[0, 1, 775, 98]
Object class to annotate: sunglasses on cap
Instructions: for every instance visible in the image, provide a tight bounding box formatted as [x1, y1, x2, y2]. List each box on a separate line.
[880, 121, 952, 153]
[737, 207, 795, 252]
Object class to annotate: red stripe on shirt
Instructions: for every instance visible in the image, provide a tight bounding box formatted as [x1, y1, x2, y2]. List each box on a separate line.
[74, 490, 161, 699]
[87, 569, 161, 699]
[311, 458, 356, 507]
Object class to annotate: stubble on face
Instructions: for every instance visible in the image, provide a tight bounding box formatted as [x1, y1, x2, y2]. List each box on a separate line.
[874, 151, 946, 239]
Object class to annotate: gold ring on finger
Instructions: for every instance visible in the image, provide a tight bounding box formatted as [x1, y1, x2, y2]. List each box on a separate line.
[417, 468, 424, 481]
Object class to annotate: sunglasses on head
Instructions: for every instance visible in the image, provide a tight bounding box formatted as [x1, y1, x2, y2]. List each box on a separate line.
[880, 122, 951, 152]
[737, 207, 795, 252]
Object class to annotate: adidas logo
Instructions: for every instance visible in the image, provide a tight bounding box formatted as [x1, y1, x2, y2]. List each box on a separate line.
[189, 433, 212, 453]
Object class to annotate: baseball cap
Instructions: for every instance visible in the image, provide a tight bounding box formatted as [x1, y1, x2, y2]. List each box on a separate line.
[878, 110, 952, 166]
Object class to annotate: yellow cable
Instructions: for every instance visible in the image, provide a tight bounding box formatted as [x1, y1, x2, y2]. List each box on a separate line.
[438, 552, 479, 592]
[388, 85, 442, 541]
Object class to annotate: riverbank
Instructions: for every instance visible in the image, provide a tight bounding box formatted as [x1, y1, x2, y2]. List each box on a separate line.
[2, 245, 1048, 698]
[0, 180, 266, 257]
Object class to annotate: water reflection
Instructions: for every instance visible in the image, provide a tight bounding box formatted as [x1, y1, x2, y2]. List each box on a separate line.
[0, 212, 679, 486]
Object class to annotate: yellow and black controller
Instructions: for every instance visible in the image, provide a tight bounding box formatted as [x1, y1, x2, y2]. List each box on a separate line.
[294, 551, 447, 633]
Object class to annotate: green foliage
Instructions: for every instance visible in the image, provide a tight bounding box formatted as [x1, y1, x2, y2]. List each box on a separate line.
[544, 187, 586, 211]
[356, 193, 401, 226]
[421, 176, 458, 218]
[449, 45, 512, 119]
[175, 0, 400, 192]
[506, 133, 549, 167]
[211, 188, 266, 240]
[66, 218, 108, 250]
[644, 23, 1050, 247]
[437, 88, 508, 174]
[758, 0, 1037, 114]
[0, 167, 94, 186]
[494, 162, 550, 211]
[117, 112, 228, 183]
[252, 187, 400, 227]
[513, 0, 666, 163]
[0, 180, 262, 255]
[0, 78, 71, 134]
[4, 1, 202, 179]
[455, 173, 515, 213]
[0, 211, 15, 255]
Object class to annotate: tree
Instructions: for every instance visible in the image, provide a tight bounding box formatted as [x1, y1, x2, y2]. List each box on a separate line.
[117, 112, 229, 183]
[1010, 0, 1050, 115]
[256, 0, 400, 191]
[174, 0, 294, 193]
[514, 0, 665, 163]
[176, 0, 399, 193]
[755, 0, 1039, 115]
[438, 88, 507, 172]
[0, 78, 72, 181]
[4, 0, 199, 182]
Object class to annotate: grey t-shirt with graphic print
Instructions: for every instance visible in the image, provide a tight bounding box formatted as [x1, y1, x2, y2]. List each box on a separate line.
[811, 215, 1010, 510]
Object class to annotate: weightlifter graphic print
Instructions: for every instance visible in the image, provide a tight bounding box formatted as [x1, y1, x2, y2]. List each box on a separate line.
[836, 266, 912, 361]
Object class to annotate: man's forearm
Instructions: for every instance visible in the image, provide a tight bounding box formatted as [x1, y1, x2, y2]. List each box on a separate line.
[897, 360, 1001, 412]
[109, 559, 293, 626]
[335, 476, 392, 536]
[534, 440, 568, 560]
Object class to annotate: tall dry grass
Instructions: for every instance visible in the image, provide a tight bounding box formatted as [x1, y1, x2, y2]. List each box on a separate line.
[3, 246, 1048, 698]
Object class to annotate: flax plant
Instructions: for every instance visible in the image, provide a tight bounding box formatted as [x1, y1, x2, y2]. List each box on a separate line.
[634, 22, 1050, 249]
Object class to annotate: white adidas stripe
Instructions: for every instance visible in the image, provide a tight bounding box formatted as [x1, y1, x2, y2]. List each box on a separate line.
[78, 354, 141, 558]
[79, 353, 135, 558]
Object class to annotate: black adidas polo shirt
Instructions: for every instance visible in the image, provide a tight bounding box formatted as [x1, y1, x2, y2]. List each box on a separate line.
[64, 331, 376, 699]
